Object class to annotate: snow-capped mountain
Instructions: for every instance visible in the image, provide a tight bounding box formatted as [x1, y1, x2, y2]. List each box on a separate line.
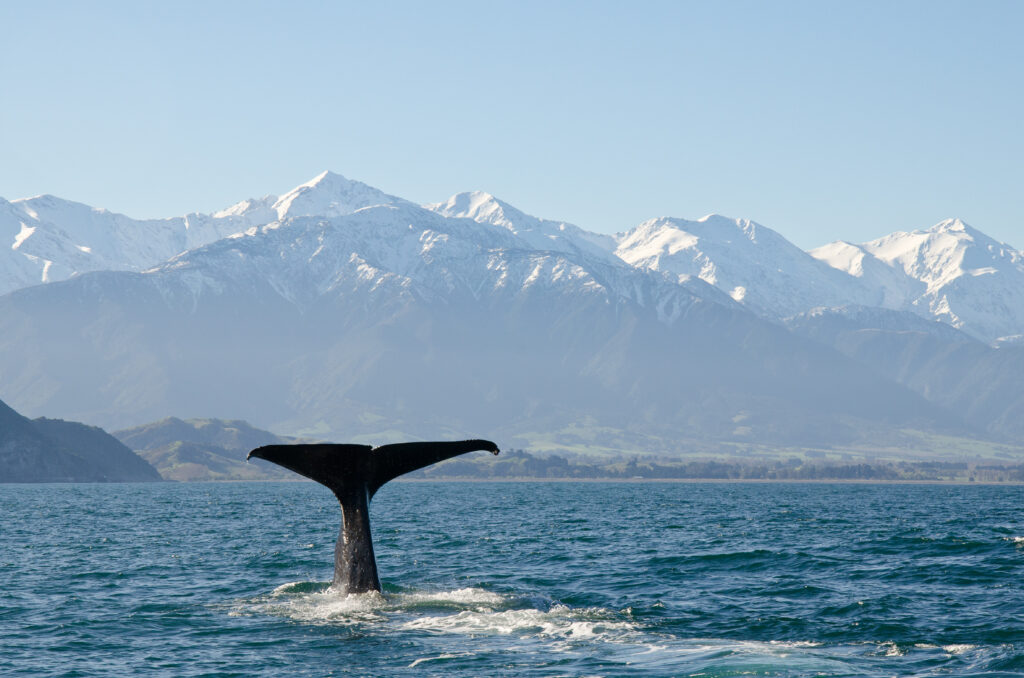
[149, 201, 729, 329]
[2, 170, 1022, 451]
[0, 171, 409, 297]
[6, 171, 1020, 346]
[0, 193, 952, 450]
[426, 191, 619, 264]
[226, 170, 412, 222]
[613, 214, 878, 319]
[812, 219, 1024, 344]
[0, 194, 258, 296]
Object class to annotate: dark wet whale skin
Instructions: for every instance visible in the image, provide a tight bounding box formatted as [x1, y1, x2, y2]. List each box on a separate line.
[248, 440, 499, 593]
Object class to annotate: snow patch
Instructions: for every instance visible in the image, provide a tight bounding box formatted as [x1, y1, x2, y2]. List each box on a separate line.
[12, 222, 35, 250]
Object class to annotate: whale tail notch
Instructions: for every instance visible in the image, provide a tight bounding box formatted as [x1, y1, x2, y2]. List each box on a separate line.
[248, 439, 499, 496]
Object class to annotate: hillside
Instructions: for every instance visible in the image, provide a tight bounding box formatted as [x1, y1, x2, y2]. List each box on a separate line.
[0, 398, 161, 482]
[113, 417, 301, 481]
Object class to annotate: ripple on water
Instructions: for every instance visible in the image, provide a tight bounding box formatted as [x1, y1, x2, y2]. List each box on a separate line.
[1, 482, 1021, 677]
[223, 581, 1020, 677]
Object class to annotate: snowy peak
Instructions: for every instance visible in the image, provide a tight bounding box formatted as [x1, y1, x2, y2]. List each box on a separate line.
[816, 217, 1023, 293]
[12, 193, 112, 224]
[271, 170, 409, 220]
[0, 171, 411, 297]
[212, 195, 277, 222]
[812, 218, 1024, 343]
[147, 201, 709, 329]
[614, 214, 873, 317]
[809, 240, 921, 308]
[0, 191, 257, 296]
[426, 191, 617, 263]
[427, 190, 521, 228]
[5, 172, 1024, 345]
[615, 214, 796, 269]
[860, 218, 1020, 289]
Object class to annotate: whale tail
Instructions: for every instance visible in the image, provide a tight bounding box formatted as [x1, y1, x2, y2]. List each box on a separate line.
[247, 439, 499, 496]
[247, 438, 500, 593]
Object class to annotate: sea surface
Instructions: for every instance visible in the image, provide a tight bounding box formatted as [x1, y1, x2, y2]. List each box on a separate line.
[1, 481, 1022, 677]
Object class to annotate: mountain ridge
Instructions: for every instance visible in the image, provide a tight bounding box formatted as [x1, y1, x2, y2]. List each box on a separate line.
[0, 193, 981, 453]
[1, 171, 1022, 458]
[7, 171, 1018, 342]
[811, 218, 1024, 343]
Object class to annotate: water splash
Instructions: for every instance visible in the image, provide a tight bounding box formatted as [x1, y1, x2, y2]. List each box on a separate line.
[235, 582, 636, 642]
[397, 603, 637, 639]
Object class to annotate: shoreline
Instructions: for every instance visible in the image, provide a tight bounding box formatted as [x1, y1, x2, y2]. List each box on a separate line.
[7, 477, 1011, 486]
[395, 477, 1024, 485]
[5, 477, 1023, 486]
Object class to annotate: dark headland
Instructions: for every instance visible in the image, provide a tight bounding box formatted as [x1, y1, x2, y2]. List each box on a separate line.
[0, 397, 161, 483]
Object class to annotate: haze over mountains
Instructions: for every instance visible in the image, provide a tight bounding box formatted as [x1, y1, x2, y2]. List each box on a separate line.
[2, 171, 1022, 457]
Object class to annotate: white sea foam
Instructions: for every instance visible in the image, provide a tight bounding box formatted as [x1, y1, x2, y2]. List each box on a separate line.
[231, 581, 389, 624]
[271, 581, 324, 595]
[234, 582, 638, 642]
[880, 641, 905, 657]
[395, 587, 505, 607]
[398, 603, 637, 639]
[233, 584, 524, 625]
[407, 653, 471, 668]
[229, 584, 995, 674]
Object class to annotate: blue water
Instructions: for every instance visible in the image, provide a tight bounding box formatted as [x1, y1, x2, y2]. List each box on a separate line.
[1, 482, 1022, 677]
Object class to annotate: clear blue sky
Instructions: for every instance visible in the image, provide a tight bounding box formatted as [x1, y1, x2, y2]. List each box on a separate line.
[2, 0, 1022, 249]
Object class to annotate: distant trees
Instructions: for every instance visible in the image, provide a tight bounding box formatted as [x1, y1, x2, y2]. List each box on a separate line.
[404, 449, 1022, 482]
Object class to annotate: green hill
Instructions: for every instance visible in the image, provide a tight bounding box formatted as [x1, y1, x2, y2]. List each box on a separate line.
[114, 417, 309, 481]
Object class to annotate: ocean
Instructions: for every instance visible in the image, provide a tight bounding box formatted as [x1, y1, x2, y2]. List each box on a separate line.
[1, 481, 1022, 676]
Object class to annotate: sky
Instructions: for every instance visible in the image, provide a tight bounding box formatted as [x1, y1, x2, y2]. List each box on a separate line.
[1, 0, 1022, 249]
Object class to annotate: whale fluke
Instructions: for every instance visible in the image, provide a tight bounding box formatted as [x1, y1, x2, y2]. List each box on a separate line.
[248, 439, 499, 593]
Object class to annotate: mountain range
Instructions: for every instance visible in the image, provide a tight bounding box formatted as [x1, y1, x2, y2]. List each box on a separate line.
[1, 171, 1022, 458]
